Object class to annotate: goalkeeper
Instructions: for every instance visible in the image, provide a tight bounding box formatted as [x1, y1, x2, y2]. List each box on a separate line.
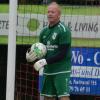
[26, 2, 71, 100]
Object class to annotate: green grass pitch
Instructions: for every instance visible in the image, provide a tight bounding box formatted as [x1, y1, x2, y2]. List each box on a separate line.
[0, 4, 100, 47]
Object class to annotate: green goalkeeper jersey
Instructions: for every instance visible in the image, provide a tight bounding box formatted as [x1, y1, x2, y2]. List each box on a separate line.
[39, 21, 71, 75]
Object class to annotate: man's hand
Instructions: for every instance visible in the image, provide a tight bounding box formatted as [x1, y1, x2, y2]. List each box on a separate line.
[34, 59, 47, 71]
[26, 48, 38, 62]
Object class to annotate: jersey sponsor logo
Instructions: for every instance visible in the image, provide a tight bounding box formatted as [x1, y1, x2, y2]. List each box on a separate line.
[46, 45, 58, 51]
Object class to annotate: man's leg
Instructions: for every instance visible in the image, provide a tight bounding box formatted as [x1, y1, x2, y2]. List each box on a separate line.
[44, 96, 56, 100]
[41, 75, 57, 100]
[59, 96, 70, 100]
[54, 73, 71, 100]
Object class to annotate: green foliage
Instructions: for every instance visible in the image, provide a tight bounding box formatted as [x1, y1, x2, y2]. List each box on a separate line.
[72, 38, 100, 47]
[0, 4, 100, 15]
[0, 4, 9, 13]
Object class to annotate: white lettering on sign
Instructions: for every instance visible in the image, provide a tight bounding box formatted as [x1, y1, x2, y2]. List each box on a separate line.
[72, 50, 100, 66]
[71, 51, 84, 64]
[94, 52, 100, 65]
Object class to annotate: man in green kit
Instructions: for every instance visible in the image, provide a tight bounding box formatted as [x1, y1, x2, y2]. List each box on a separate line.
[26, 2, 71, 100]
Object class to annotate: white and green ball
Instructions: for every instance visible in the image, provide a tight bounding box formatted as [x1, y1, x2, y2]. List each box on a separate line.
[31, 42, 47, 59]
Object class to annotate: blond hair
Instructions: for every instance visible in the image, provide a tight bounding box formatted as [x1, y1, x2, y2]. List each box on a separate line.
[48, 2, 61, 14]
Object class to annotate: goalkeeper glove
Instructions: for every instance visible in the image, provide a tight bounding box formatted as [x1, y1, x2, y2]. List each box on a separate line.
[26, 48, 38, 62]
[34, 59, 47, 71]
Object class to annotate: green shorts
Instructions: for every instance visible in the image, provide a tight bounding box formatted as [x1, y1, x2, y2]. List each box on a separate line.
[40, 73, 71, 97]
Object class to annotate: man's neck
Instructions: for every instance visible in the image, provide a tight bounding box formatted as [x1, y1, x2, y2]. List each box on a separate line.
[49, 20, 60, 27]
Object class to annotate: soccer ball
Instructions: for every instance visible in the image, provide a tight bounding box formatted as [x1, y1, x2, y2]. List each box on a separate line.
[31, 42, 47, 59]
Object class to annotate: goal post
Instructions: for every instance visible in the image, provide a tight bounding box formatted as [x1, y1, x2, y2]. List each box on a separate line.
[6, 0, 17, 100]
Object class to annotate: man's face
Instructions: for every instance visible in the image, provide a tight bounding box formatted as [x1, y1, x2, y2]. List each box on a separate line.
[47, 5, 60, 25]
